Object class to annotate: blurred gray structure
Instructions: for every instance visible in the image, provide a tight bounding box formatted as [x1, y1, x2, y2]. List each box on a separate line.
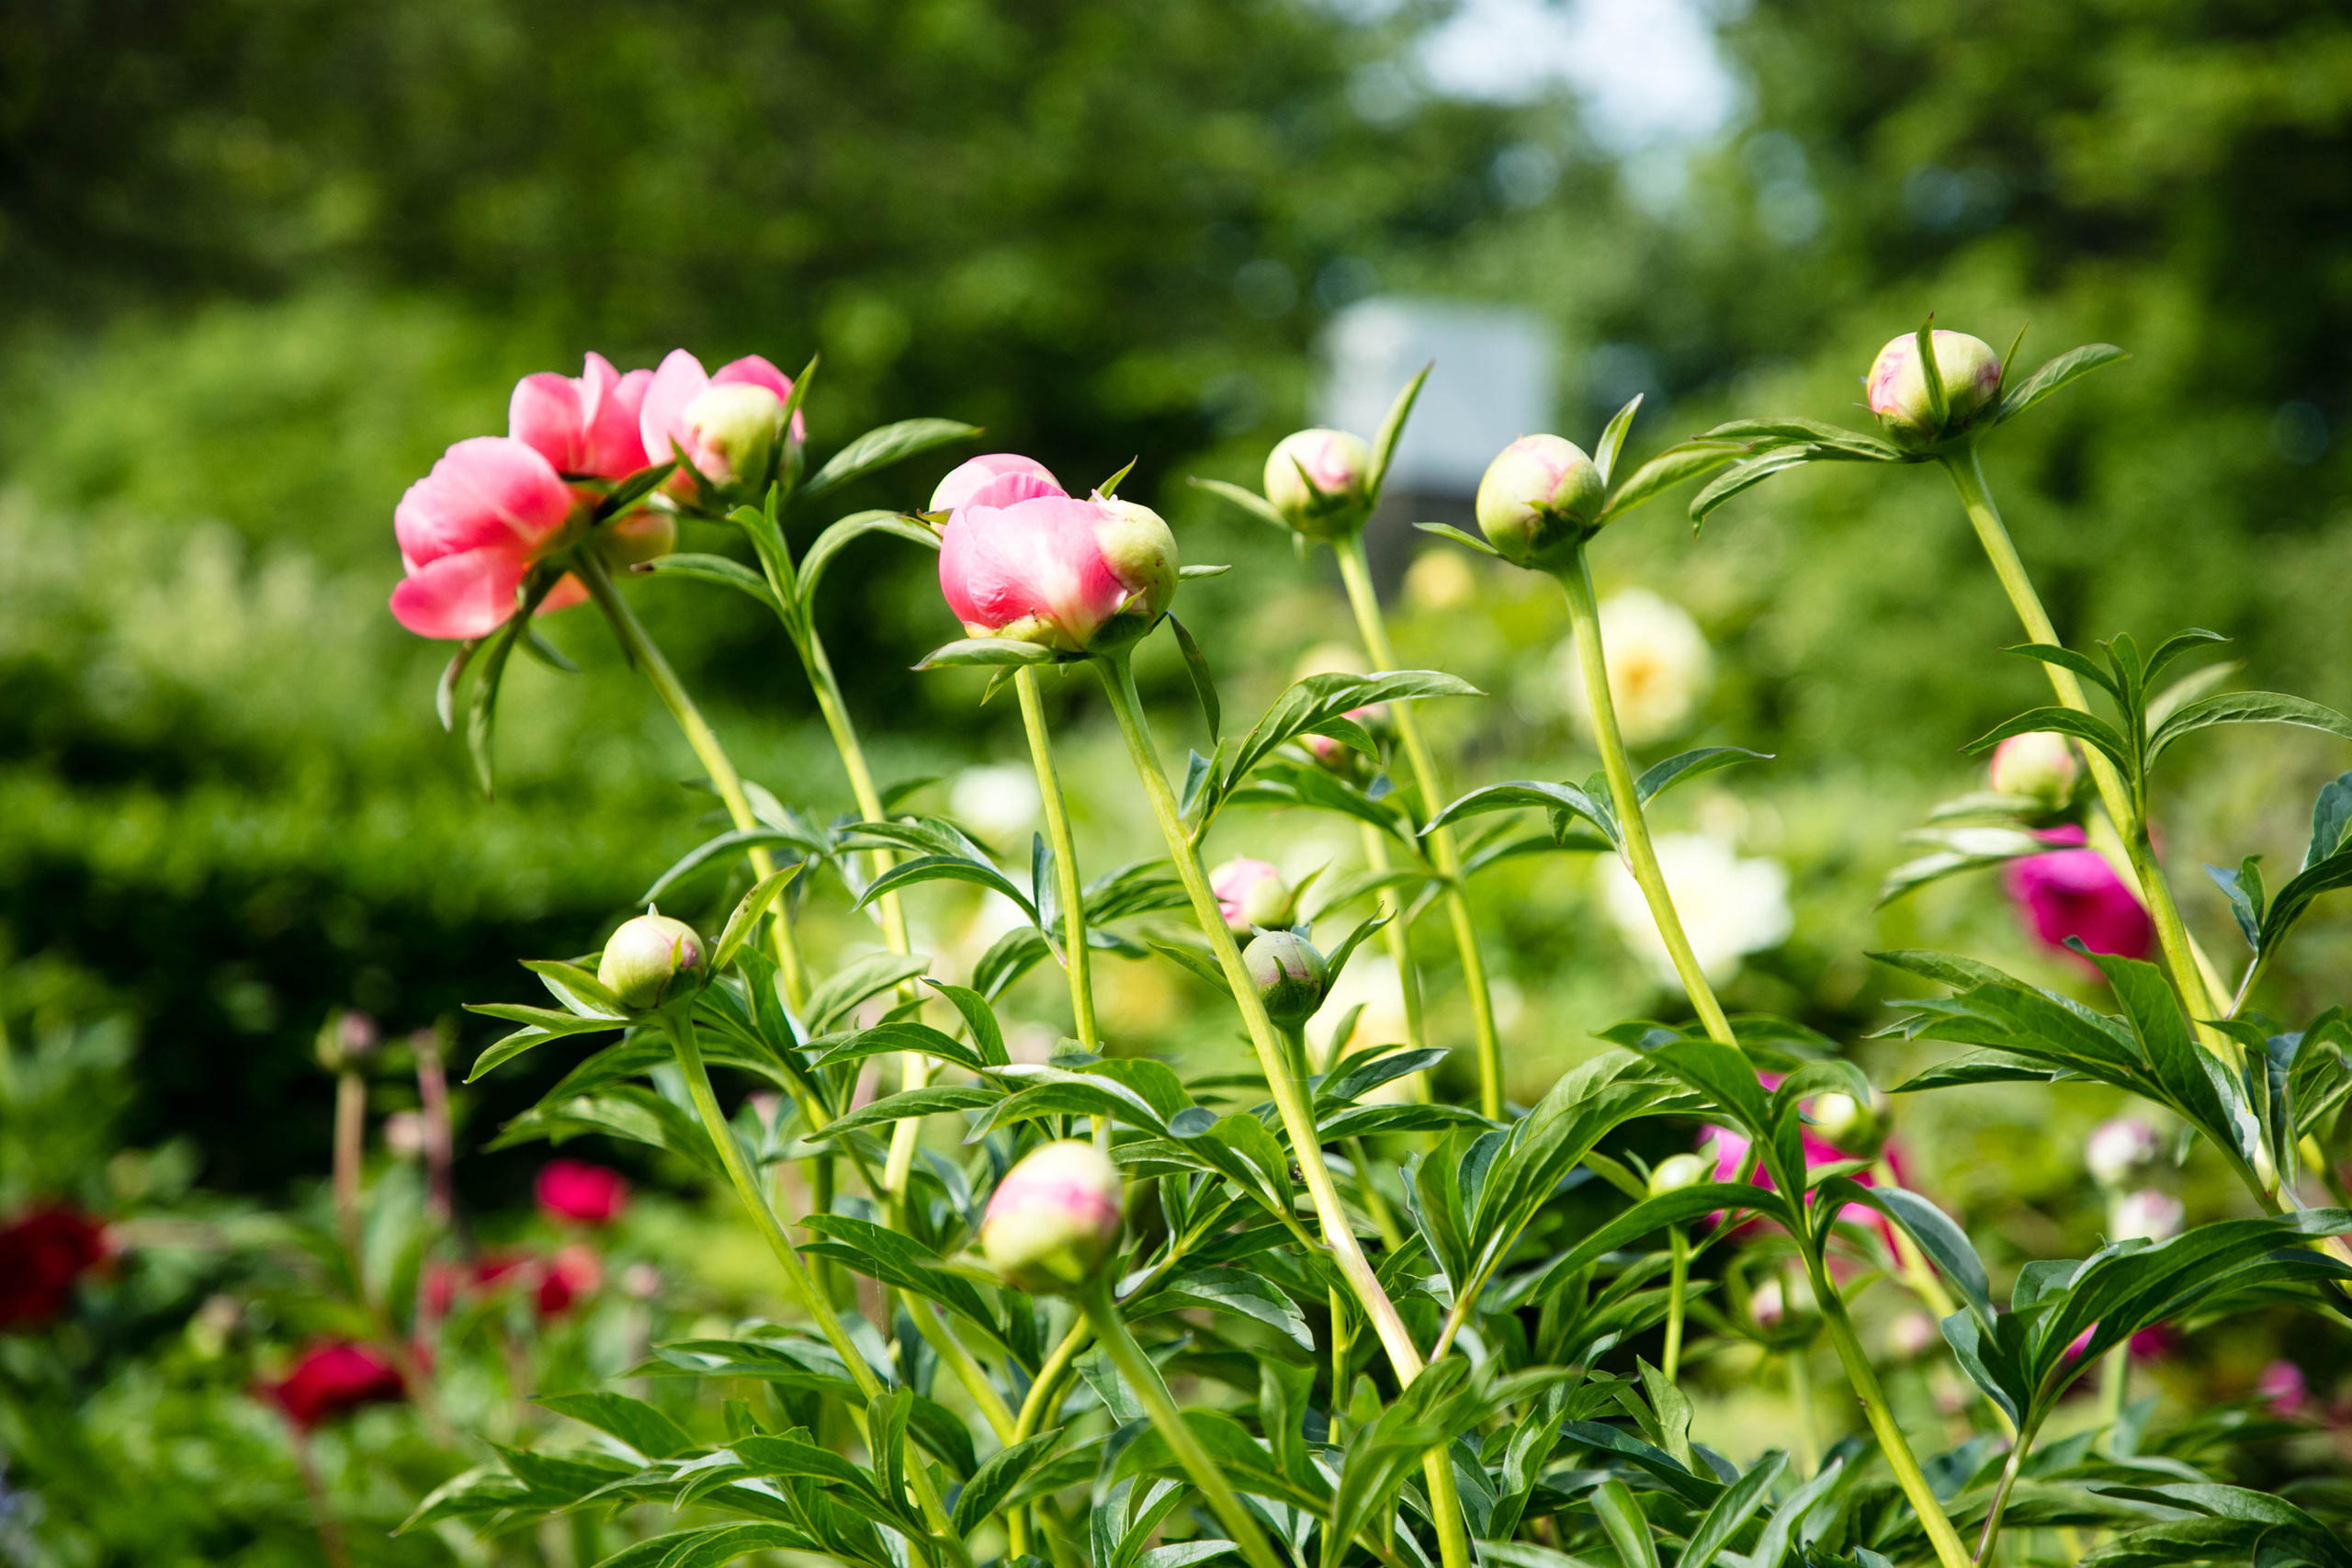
[1317, 297, 1555, 581]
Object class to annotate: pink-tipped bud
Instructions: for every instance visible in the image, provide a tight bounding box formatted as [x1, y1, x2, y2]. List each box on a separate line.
[1989, 731, 2079, 808]
[316, 1010, 379, 1074]
[1245, 930, 1329, 1027]
[1646, 1152, 1707, 1198]
[1807, 1089, 1890, 1160]
[1211, 857, 1295, 933]
[1864, 330, 2002, 445]
[596, 509, 677, 571]
[1475, 434, 1605, 568]
[2085, 1116, 2162, 1190]
[2110, 1188, 2183, 1245]
[1887, 1310, 1939, 1361]
[1748, 1269, 1819, 1341]
[598, 912, 706, 1010]
[679, 383, 786, 488]
[980, 1140, 1124, 1294]
[1263, 428, 1375, 539]
[938, 476, 1179, 655]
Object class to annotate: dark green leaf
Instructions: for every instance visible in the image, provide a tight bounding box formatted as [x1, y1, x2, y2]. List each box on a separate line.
[802, 418, 979, 500]
[2150, 690, 2352, 765]
[1994, 343, 2130, 424]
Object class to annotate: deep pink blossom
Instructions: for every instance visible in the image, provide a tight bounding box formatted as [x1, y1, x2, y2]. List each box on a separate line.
[0, 1206, 108, 1330]
[536, 1159, 629, 1225]
[2001, 826, 2154, 971]
[1700, 1117, 1907, 1249]
[509, 353, 654, 483]
[2259, 1359, 2312, 1417]
[638, 350, 803, 491]
[265, 1341, 405, 1429]
[936, 461, 1177, 652]
[390, 436, 586, 639]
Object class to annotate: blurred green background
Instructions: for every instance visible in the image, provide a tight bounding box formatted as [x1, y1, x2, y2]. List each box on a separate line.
[5, 0, 2350, 1200]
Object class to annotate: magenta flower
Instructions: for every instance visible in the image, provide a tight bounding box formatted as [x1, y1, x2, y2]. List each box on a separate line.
[536, 1158, 630, 1226]
[638, 350, 804, 492]
[509, 352, 655, 485]
[936, 460, 1177, 653]
[2000, 826, 2154, 971]
[2259, 1359, 2313, 1417]
[390, 436, 586, 639]
[264, 1341, 405, 1430]
[1701, 1118, 1907, 1249]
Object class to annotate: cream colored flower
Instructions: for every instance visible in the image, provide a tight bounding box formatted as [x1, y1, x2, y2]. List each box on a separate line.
[1559, 587, 1713, 746]
[950, 763, 1042, 844]
[1597, 832, 1790, 986]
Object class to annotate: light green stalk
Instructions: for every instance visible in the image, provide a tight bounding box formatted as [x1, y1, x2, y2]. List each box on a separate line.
[1093, 646, 1475, 1568]
[1551, 549, 1736, 1046]
[1014, 666, 1100, 1051]
[1332, 536, 1505, 1117]
[1663, 1225, 1690, 1382]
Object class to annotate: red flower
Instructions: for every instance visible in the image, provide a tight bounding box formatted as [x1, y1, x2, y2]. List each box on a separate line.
[0, 1206, 108, 1330]
[265, 1341, 404, 1429]
[450, 1247, 602, 1319]
[2001, 826, 2154, 971]
[536, 1159, 630, 1225]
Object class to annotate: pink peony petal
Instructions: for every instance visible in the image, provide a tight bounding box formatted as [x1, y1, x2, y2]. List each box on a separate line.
[938, 494, 1126, 648]
[390, 549, 530, 640]
[932, 453, 1064, 514]
[637, 349, 711, 471]
[393, 436, 575, 569]
[711, 354, 804, 442]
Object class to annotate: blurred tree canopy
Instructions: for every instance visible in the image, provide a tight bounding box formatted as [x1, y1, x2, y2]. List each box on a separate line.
[3, 0, 2349, 1190]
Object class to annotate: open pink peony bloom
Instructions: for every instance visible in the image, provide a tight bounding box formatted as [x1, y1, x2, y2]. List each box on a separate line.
[931, 453, 1063, 515]
[639, 350, 804, 492]
[390, 436, 587, 639]
[510, 352, 654, 484]
[1701, 1113, 1907, 1250]
[937, 462, 1178, 653]
[2001, 826, 2154, 972]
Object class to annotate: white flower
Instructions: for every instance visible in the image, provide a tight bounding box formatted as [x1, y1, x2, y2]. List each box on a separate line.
[950, 763, 1041, 844]
[1597, 833, 1791, 986]
[1558, 587, 1713, 745]
[2085, 1116, 2162, 1190]
[2110, 1189, 2183, 1245]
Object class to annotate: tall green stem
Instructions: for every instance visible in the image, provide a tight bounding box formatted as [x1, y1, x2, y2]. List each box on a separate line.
[1787, 1345, 1821, 1478]
[1805, 1254, 1973, 1568]
[1015, 667, 1100, 1051]
[1938, 450, 2223, 1035]
[1663, 1225, 1690, 1382]
[1333, 536, 1505, 1118]
[1972, 1419, 2040, 1567]
[1552, 550, 1736, 1046]
[577, 551, 808, 1007]
[1079, 1277, 1290, 1568]
[657, 1010, 963, 1559]
[1092, 648, 1474, 1568]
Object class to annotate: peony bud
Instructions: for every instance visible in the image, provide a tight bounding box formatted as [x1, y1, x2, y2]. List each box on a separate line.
[2257, 1359, 2312, 1418]
[1864, 330, 2003, 446]
[678, 382, 786, 488]
[937, 467, 1180, 654]
[1988, 731, 2079, 808]
[381, 1111, 426, 1160]
[1263, 428, 1375, 539]
[598, 912, 706, 1010]
[2110, 1189, 2183, 1245]
[1210, 858, 1295, 932]
[1748, 1269, 1819, 1341]
[980, 1140, 1124, 1294]
[1245, 930, 1329, 1027]
[1807, 1089, 1889, 1160]
[1646, 1152, 1707, 1198]
[596, 508, 677, 571]
[2085, 1116, 2162, 1190]
[315, 1010, 379, 1074]
[1474, 434, 1605, 568]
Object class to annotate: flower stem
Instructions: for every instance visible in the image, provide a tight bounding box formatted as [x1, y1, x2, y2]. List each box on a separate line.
[333, 1070, 366, 1280]
[1664, 1224, 1690, 1382]
[1787, 1345, 1820, 1477]
[1092, 647, 1474, 1568]
[2098, 1343, 2130, 1451]
[1937, 451, 2224, 1038]
[1805, 1254, 1973, 1568]
[1015, 667, 1100, 1051]
[576, 550, 808, 1008]
[292, 1432, 354, 1568]
[1079, 1276, 1290, 1568]
[1333, 536, 1504, 1118]
[1552, 550, 1736, 1046]
[657, 1009, 963, 1558]
[1973, 1422, 2040, 1567]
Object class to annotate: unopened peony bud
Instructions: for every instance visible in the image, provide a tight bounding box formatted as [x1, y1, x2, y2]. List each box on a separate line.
[1748, 1269, 1819, 1340]
[679, 383, 786, 488]
[2085, 1116, 2161, 1190]
[598, 912, 706, 1010]
[1245, 930, 1329, 1027]
[1887, 1310, 1939, 1361]
[381, 1111, 427, 1160]
[937, 468, 1180, 654]
[1647, 1152, 1707, 1198]
[1211, 858, 1295, 932]
[316, 1010, 379, 1073]
[1475, 435, 1605, 568]
[1988, 731, 2079, 808]
[980, 1140, 1124, 1294]
[597, 509, 677, 570]
[2110, 1189, 2183, 1245]
[1263, 428, 1374, 539]
[1864, 330, 2003, 446]
[1807, 1089, 1889, 1160]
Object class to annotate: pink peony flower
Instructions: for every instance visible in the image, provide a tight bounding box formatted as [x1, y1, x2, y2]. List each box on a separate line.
[1210, 857, 1294, 932]
[981, 1140, 1124, 1294]
[2001, 826, 2154, 971]
[1701, 1115, 1906, 1249]
[1863, 330, 2002, 440]
[536, 1159, 629, 1225]
[509, 352, 655, 484]
[2258, 1359, 2312, 1417]
[638, 349, 803, 492]
[264, 1340, 405, 1429]
[930, 453, 1063, 516]
[936, 462, 1178, 653]
[390, 436, 587, 639]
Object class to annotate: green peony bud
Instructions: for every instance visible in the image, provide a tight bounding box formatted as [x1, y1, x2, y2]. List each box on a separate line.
[1089, 497, 1181, 648]
[1245, 929, 1329, 1028]
[597, 508, 678, 571]
[1864, 330, 2003, 446]
[1263, 429, 1375, 540]
[1807, 1089, 1889, 1160]
[1646, 1151, 1708, 1198]
[1474, 434, 1605, 568]
[679, 383, 786, 488]
[980, 1140, 1124, 1294]
[1987, 731, 2079, 809]
[598, 912, 706, 1010]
